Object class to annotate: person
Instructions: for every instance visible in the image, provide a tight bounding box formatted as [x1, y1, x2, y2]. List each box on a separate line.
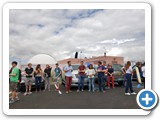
[103, 61, 108, 90]
[34, 64, 43, 92]
[63, 61, 73, 94]
[125, 61, 136, 95]
[9, 61, 20, 104]
[54, 63, 62, 94]
[121, 65, 127, 87]
[141, 62, 145, 88]
[24, 63, 34, 95]
[97, 61, 106, 93]
[86, 64, 95, 92]
[77, 61, 86, 92]
[107, 64, 115, 88]
[17, 69, 22, 93]
[44, 64, 52, 92]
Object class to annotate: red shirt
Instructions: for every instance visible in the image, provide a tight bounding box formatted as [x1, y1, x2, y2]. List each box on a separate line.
[78, 65, 86, 75]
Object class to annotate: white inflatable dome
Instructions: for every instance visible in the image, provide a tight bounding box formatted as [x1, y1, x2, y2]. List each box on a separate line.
[28, 54, 57, 64]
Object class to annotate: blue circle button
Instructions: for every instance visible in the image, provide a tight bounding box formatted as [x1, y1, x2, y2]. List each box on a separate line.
[136, 89, 158, 110]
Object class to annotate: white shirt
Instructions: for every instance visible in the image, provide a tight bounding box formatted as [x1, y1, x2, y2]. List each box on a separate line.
[87, 69, 95, 78]
[141, 66, 145, 77]
[64, 65, 73, 77]
[126, 66, 132, 74]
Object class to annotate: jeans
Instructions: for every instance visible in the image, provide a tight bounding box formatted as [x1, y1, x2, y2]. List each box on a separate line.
[88, 77, 95, 92]
[78, 75, 85, 90]
[98, 76, 105, 92]
[35, 77, 42, 91]
[125, 73, 134, 93]
[45, 77, 50, 90]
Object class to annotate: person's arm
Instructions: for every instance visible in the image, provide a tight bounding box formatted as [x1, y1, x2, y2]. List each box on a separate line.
[9, 69, 18, 76]
[64, 67, 69, 73]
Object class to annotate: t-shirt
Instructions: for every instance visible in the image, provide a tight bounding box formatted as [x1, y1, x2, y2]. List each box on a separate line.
[25, 67, 33, 78]
[97, 65, 105, 77]
[10, 67, 19, 82]
[141, 66, 145, 77]
[44, 68, 52, 78]
[64, 65, 73, 77]
[54, 67, 61, 77]
[108, 68, 114, 76]
[78, 65, 86, 76]
[126, 66, 132, 74]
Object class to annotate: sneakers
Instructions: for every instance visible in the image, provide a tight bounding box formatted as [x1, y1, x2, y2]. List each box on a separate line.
[28, 92, 32, 95]
[81, 89, 84, 92]
[125, 93, 131, 96]
[69, 90, 72, 93]
[15, 97, 20, 102]
[77, 90, 80, 92]
[131, 92, 137, 95]
[9, 99, 15, 104]
[66, 91, 69, 94]
[24, 92, 28, 96]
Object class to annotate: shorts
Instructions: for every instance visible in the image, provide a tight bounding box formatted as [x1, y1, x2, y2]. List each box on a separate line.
[25, 77, 33, 86]
[56, 77, 62, 85]
[9, 82, 18, 91]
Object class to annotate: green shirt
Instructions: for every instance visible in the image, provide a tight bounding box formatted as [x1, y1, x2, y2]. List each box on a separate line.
[10, 67, 19, 82]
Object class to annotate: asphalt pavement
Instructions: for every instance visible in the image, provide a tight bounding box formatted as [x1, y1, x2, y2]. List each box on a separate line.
[9, 82, 143, 109]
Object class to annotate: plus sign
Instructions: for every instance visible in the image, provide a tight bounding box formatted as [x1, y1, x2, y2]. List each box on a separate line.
[142, 93, 153, 105]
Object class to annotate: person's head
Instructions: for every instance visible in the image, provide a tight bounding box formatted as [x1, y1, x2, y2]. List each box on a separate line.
[125, 61, 131, 70]
[11, 61, 18, 67]
[103, 61, 107, 66]
[46, 64, 50, 68]
[89, 64, 93, 69]
[108, 63, 112, 68]
[67, 61, 71, 66]
[55, 63, 59, 68]
[28, 63, 32, 68]
[80, 61, 84, 65]
[98, 61, 102, 66]
[36, 64, 41, 70]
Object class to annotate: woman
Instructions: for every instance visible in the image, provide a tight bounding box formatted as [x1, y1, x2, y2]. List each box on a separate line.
[125, 61, 136, 95]
[107, 64, 115, 88]
[44, 64, 52, 92]
[87, 64, 95, 92]
[34, 64, 43, 92]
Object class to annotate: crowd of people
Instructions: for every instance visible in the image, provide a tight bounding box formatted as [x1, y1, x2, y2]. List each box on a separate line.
[9, 60, 145, 104]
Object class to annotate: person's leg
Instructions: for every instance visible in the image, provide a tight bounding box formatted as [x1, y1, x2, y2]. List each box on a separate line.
[92, 78, 95, 92]
[48, 77, 51, 91]
[107, 76, 111, 88]
[88, 78, 91, 91]
[78, 76, 81, 91]
[68, 77, 72, 92]
[35, 77, 38, 92]
[39, 77, 42, 91]
[112, 76, 115, 88]
[65, 77, 69, 92]
[129, 75, 134, 93]
[98, 76, 101, 91]
[81, 76, 85, 90]
[100, 77, 104, 92]
[125, 74, 129, 93]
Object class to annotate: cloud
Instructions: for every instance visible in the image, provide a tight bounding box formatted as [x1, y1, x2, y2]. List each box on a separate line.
[9, 9, 145, 63]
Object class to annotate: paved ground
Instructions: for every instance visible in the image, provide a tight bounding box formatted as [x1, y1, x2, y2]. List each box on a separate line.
[9, 82, 143, 109]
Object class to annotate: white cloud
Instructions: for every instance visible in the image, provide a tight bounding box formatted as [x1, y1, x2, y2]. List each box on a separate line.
[9, 9, 145, 64]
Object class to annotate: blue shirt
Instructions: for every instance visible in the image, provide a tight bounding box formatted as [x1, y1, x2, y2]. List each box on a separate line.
[64, 65, 73, 77]
[97, 65, 105, 77]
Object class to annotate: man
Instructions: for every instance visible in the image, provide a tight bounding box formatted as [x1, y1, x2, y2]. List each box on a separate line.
[9, 61, 20, 104]
[64, 61, 73, 94]
[54, 63, 62, 94]
[17, 69, 22, 93]
[97, 61, 106, 93]
[77, 61, 86, 92]
[44, 64, 52, 92]
[103, 61, 108, 90]
[24, 63, 34, 95]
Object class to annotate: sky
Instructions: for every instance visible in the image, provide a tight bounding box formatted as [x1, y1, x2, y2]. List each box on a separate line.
[9, 9, 145, 64]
